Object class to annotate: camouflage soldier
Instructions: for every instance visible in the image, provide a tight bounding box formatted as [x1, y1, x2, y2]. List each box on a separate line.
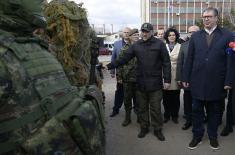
[116, 29, 139, 126]
[0, 0, 105, 154]
[43, 0, 101, 88]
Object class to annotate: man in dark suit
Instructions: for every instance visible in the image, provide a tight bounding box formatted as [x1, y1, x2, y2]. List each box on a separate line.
[176, 25, 200, 130]
[183, 7, 234, 150]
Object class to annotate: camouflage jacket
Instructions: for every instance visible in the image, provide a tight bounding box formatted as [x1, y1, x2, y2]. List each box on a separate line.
[116, 44, 137, 83]
[0, 29, 105, 155]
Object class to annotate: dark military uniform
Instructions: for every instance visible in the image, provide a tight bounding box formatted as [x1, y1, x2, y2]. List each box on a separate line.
[0, 0, 105, 154]
[108, 35, 171, 137]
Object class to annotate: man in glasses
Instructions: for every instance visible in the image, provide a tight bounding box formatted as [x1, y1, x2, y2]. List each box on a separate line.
[183, 7, 234, 150]
[176, 25, 200, 131]
[107, 23, 171, 141]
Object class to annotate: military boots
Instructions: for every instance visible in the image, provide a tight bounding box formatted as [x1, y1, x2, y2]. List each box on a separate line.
[122, 112, 131, 126]
[137, 128, 149, 138]
[154, 129, 165, 141]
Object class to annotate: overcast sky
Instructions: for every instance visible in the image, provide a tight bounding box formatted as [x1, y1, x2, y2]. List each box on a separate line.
[71, 0, 141, 32]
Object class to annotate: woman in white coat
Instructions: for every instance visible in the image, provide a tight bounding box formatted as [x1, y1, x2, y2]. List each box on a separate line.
[163, 28, 181, 124]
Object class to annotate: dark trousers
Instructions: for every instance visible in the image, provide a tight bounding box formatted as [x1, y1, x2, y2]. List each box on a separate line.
[163, 90, 180, 119]
[136, 89, 163, 130]
[183, 90, 192, 123]
[112, 82, 124, 113]
[204, 99, 225, 124]
[233, 88, 235, 125]
[192, 98, 222, 139]
[123, 82, 137, 113]
[225, 90, 234, 128]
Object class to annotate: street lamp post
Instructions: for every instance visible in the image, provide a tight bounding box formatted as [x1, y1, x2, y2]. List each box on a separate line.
[177, 1, 181, 33]
[193, 0, 196, 25]
[222, 0, 225, 27]
[171, 0, 174, 27]
[156, 0, 159, 30]
[186, 0, 188, 32]
[168, 0, 170, 28]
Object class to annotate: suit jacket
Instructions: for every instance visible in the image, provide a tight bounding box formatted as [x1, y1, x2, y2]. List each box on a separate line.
[110, 40, 124, 75]
[183, 26, 234, 100]
[166, 43, 181, 90]
[176, 40, 190, 90]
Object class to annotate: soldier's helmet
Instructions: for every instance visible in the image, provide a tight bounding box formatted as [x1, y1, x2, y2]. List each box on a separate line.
[0, 0, 46, 28]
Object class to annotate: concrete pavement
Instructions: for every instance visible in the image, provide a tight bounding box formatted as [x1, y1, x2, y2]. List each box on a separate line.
[102, 68, 235, 155]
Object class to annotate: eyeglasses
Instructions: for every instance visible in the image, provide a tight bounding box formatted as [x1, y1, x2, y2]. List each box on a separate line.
[202, 16, 215, 20]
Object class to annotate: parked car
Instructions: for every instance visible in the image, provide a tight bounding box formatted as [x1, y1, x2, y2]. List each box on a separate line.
[99, 47, 111, 55]
[104, 43, 114, 54]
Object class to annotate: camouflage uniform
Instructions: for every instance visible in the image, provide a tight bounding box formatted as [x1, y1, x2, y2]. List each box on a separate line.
[0, 0, 105, 154]
[117, 44, 138, 126]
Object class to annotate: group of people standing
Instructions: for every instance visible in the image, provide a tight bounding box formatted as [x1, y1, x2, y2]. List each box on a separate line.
[107, 7, 234, 150]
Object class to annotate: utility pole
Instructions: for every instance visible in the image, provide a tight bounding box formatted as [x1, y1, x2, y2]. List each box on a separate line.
[164, 0, 167, 30]
[178, 1, 181, 33]
[222, 0, 225, 27]
[103, 24, 105, 34]
[111, 24, 113, 34]
[186, 0, 188, 32]
[168, 0, 170, 28]
[193, 0, 195, 25]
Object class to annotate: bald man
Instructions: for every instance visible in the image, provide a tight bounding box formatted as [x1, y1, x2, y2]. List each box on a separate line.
[110, 27, 131, 117]
[155, 29, 165, 42]
[176, 25, 200, 130]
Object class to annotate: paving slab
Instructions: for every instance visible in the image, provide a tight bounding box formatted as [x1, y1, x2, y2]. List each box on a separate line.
[102, 68, 235, 155]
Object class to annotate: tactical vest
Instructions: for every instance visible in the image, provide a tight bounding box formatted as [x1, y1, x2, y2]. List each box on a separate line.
[0, 35, 105, 155]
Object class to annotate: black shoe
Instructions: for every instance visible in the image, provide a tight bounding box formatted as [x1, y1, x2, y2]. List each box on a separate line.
[122, 119, 131, 127]
[204, 116, 208, 123]
[209, 138, 219, 150]
[220, 127, 233, 136]
[182, 122, 192, 130]
[137, 128, 149, 138]
[154, 130, 165, 141]
[133, 108, 138, 114]
[218, 119, 223, 126]
[188, 137, 202, 150]
[136, 117, 140, 124]
[172, 118, 179, 124]
[109, 111, 119, 117]
[164, 118, 170, 123]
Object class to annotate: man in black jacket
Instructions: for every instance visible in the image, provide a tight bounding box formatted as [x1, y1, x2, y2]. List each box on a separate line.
[107, 23, 171, 141]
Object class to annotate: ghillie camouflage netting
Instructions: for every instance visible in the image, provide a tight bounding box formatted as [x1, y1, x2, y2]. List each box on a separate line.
[43, 0, 102, 87]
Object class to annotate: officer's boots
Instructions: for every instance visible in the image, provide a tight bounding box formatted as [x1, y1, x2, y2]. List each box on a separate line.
[138, 128, 149, 138]
[154, 129, 165, 141]
[122, 112, 131, 127]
